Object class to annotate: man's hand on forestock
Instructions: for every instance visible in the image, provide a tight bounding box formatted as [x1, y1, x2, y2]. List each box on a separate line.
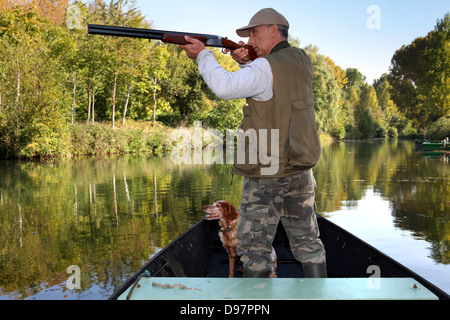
[179, 36, 205, 59]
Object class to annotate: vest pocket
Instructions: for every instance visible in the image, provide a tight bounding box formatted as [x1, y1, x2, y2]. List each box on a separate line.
[286, 97, 321, 168]
[292, 97, 314, 110]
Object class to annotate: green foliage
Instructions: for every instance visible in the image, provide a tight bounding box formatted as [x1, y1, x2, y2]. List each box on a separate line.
[330, 124, 346, 140]
[374, 120, 387, 138]
[388, 127, 398, 139]
[401, 123, 418, 139]
[304, 45, 340, 134]
[357, 108, 376, 139]
[425, 115, 450, 140]
[389, 13, 450, 128]
[199, 99, 244, 133]
[70, 122, 172, 156]
[0, 6, 71, 158]
[344, 68, 366, 91]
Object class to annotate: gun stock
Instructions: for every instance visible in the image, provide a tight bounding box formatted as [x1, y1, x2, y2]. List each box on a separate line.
[88, 24, 257, 61]
[221, 38, 256, 61]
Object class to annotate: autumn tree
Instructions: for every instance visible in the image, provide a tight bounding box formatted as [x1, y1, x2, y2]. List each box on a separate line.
[0, 0, 69, 24]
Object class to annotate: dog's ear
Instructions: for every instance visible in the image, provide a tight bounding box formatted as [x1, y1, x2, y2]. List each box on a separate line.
[222, 202, 238, 221]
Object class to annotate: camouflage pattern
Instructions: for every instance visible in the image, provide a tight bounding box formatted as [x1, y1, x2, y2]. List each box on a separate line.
[237, 169, 326, 275]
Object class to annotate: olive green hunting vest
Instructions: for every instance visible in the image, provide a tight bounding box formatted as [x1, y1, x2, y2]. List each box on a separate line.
[232, 41, 321, 178]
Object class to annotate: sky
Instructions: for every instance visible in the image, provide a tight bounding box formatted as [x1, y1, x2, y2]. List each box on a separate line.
[133, 0, 449, 84]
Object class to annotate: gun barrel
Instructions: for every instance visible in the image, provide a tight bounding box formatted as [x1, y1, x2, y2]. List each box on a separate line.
[88, 24, 161, 39]
[87, 24, 219, 41]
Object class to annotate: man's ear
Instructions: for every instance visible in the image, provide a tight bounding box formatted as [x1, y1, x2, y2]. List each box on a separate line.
[270, 24, 279, 38]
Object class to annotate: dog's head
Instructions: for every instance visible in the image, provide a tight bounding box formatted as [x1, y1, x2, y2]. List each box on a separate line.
[203, 200, 238, 222]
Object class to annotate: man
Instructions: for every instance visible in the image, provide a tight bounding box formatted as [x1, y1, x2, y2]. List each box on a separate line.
[180, 8, 327, 278]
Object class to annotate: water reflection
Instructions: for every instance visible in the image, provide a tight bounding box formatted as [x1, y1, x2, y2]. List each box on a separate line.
[0, 155, 243, 299]
[326, 187, 449, 293]
[314, 140, 449, 294]
[0, 140, 448, 299]
[314, 141, 448, 265]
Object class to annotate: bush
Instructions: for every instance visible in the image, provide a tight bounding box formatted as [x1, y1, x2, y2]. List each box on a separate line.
[201, 99, 244, 133]
[357, 109, 376, 139]
[374, 121, 387, 138]
[19, 122, 71, 158]
[344, 124, 356, 139]
[330, 124, 346, 140]
[399, 122, 418, 138]
[156, 111, 182, 127]
[387, 127, 398, 138]
[70, 122, 173, 157]
[425, 116, 450, 140]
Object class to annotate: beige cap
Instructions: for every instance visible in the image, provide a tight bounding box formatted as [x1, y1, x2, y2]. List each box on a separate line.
[236, 8, 289, 37]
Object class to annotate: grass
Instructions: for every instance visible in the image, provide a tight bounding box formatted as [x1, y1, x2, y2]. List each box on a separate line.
[69, 120, 173, 157]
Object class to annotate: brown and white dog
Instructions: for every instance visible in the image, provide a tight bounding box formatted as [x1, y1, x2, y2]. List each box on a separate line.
[203, 200, 277, 278]
[204, 200, 239, 278]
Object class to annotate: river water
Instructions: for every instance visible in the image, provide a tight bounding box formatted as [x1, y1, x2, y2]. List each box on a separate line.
[0, 140, 448, 299]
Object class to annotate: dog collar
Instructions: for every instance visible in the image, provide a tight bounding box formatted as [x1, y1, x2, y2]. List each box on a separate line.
[219, 220, 238, 232]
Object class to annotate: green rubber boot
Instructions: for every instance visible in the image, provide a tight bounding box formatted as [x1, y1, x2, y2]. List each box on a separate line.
[243, 268, 272, 278]
[302, 262, 328, 278]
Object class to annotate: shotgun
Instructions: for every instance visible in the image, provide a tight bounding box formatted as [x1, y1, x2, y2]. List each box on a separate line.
[87, 24, 257, 61]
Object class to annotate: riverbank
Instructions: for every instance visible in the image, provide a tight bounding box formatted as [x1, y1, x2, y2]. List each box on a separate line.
[4, 118, 446, 160]
[1, 120, 338, 160]
[70, 121, 173, 157]
[0, 120, 174, 160]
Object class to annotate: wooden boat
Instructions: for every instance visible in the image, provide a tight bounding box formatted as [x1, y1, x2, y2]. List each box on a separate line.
[109, 215, 449, 300]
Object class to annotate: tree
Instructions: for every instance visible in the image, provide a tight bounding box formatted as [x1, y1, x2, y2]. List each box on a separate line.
[358, 85, 387, 138]
[389, 13, 450, 128]
[304, 45, 340, 134]
[31, 0, 70, 25]
[325, 57, 348, 89]
[422, 14, 450, 122]
[0, 0, 69, 25]
[87, 0, 146, 128]
[359, 86, 379, 115]
[159, 45, 208, 123]
[374, 74, 399, 128]
[388, 37, 427, 125]
[0, 6, 71, 157]
[344, 68, 366, 91]
[146, 43, 169, 125]
[357, 108, 376, 139]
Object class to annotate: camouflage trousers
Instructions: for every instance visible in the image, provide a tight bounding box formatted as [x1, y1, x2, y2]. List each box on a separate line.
[237, 169, 326, 275]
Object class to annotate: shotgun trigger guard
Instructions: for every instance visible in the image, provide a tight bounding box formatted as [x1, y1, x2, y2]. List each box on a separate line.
[220, 37, 231, 54]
